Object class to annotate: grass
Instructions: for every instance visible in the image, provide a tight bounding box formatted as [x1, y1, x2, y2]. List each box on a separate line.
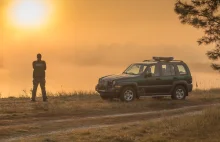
[1, 88, 220, 141]
[0, 88, 220, 119]
[18, 106, 220, 142]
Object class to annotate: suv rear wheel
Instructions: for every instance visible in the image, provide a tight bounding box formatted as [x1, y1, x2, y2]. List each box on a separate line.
[120, 87, 136, 102]
[172, 85, 186, 100]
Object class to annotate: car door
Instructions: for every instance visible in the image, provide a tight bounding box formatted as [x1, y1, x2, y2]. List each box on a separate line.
[143, 64, 163, 95]
[158, 63, 176, 93]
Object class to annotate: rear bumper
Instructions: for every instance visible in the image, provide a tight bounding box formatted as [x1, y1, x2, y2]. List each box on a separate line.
[188, 84, 193, 92]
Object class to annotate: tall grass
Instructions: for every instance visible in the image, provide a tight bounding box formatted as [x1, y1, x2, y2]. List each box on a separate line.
[47, 90, 99, 97]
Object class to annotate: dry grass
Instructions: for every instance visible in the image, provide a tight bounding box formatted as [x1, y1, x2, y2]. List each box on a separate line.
[1, 89, 220, 141]
[18, 106, 220, 142]
[1, 89, 220, 119]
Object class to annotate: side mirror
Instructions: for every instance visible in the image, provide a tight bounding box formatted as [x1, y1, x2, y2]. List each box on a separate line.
[145, 72, 152, 78]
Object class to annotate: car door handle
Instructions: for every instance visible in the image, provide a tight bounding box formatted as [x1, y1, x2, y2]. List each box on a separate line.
[156, 78, 161, 80]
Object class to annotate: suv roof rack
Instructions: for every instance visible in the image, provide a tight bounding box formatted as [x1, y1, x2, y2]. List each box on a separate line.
[170, 60, 183, 62]
[143, 60, 156, 62]
[143, 57, 183, 62]
[153, 57, 173, 61]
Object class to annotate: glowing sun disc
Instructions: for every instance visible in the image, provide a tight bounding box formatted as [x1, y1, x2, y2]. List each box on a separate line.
[8, 0, 51, 27]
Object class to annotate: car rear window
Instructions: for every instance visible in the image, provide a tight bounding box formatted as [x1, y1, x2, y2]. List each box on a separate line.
[177, 65, 187, 75]
[161, 64, 175, 76]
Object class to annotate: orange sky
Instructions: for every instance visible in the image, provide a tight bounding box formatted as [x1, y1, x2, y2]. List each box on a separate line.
[0, 0, 219, 97]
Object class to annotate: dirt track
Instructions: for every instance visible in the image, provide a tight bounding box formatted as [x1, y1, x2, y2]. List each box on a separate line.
[2, 103, 220, 142]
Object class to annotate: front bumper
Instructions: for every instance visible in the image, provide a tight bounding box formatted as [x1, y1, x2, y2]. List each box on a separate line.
[95, 84, 121, 97]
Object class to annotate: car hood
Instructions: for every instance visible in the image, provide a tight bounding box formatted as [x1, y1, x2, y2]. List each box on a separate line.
[100, 74, 139, 81]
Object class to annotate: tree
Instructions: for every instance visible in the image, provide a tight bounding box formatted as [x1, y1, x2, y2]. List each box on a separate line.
[175, 0, 220, 71]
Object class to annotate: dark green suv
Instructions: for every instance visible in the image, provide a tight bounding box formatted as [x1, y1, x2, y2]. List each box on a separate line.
[95, 57, 193, 102]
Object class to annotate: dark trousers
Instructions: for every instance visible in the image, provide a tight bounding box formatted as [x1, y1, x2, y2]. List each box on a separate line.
[32, 78, 47, 101]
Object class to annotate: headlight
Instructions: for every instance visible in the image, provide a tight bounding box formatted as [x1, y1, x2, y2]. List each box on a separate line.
[107, 80, 116, 86]
[112, 80, 116, 86]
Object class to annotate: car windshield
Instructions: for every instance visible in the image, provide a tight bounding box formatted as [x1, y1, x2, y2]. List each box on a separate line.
[123, 64, 148, 75]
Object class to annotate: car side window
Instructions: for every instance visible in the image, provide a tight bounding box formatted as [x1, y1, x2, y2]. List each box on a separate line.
[161, 64, 175, 76]
[146, 65, 160, 76]
[127, 64, 141, 74]
[177, 65, 187, 75]
[139, 65, 147, 74]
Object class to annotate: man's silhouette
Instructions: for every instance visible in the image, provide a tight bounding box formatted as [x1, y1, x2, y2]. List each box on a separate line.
[31, 53, 47, 102]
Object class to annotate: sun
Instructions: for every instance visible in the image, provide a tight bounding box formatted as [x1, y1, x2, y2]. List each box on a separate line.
[7, 0, 51, 28]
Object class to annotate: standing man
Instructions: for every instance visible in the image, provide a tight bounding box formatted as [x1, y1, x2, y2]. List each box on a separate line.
[31, 53, 47, 102]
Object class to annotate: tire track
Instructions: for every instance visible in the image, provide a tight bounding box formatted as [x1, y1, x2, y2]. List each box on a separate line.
[4, 111, 203, 142]
[2, 103, 220, 142]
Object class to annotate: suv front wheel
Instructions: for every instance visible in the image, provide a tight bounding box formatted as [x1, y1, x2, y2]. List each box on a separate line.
[120, 87, 136, 102]
[172, 85, 186, 100]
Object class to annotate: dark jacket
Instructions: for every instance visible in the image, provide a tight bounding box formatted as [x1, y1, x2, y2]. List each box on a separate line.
[33, 60, 46, 78]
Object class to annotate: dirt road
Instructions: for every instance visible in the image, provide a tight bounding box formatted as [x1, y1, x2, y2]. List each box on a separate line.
[2, 103, 220, 142]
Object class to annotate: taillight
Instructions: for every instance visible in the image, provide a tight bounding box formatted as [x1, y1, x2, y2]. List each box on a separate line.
[188, 77, 192, 84]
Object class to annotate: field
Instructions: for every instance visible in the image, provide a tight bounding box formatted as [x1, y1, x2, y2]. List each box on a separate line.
[1, 88, 220, 142]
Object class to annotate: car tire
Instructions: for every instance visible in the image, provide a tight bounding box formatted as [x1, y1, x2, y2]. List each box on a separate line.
[120, 87, 136, 102]
[172, 85, 186, 100]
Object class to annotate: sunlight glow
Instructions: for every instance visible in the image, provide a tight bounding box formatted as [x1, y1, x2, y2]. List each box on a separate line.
[7, 0, 51, 28]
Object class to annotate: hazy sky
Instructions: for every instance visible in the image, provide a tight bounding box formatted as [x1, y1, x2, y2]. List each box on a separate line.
[0, 0, 219, 97]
